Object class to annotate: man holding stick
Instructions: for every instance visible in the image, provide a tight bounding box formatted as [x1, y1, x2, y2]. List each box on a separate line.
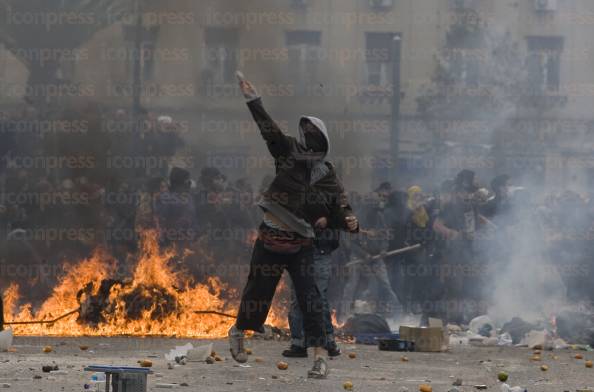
[228, 74, 359, 379]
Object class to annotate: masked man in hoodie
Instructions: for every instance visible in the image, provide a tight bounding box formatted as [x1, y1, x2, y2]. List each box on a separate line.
[228, 78, 359, 379]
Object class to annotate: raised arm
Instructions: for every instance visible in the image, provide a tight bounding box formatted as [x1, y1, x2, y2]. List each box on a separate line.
[239, 80, 293, 159]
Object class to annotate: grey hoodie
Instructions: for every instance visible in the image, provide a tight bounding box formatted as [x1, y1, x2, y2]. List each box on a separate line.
[298, 116, 331, 185]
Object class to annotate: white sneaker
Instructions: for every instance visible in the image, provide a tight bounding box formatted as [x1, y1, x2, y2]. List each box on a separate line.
[307, 357, 329, 379]
[228, 325, 248, 363]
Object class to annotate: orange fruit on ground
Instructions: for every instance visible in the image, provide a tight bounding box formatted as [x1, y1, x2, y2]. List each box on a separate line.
[419, 384, 433, 392]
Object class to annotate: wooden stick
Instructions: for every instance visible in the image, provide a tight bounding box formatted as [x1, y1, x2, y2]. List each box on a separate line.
[345, 244, 422, 267]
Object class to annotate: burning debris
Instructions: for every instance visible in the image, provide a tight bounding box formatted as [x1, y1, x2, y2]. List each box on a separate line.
[3, 231, 289, 337]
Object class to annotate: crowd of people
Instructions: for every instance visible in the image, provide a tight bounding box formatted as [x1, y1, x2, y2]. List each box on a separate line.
[1, 107, 593, 317]
[2, 99, 594, 376]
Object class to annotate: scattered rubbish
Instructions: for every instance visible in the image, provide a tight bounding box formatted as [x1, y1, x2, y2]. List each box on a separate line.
[585, 360, 593, 368]
[138, 360, 152, 368]
[419, 384, 432, 392]
[452, 378, 462, 386]
[498, 371, 509, 382]
[520, 330, 551, 350]
[42, 346, 53, 353]
[400, 325, 447, 352]
[84, 366, 150, 392]
[401, 356, 409, 362]
[502, 318, 541, 345]
[84, 372, 106, 391]
[186, 343, 213, 362]
[155, 383, 176, 388]
[173, 343, 212, 363]
[79, 345, 89, 351]
[500, 383, 526, 392]
[0, 330, 13, 352]
[497, 333, 513, 347]
[348, 352, 357, 359]
[49, 370, 68, 375]
[575, 354, 584, 360]
[214, 355, 223, 362]
[42, 366, 58, 373]
[540, 364, 549, 371]
[530, 354, 541, 361]
[245, 348, 253, 355]
[205, 357, 215, 365]
[379, 337, 415, 352]
[482, 337, 499, 346]
[343, 314, 391, 345]
[474, 385, 488, 390]
[239, 364, 251, 368]
[469, 316, 495, 337]
[553, 338, 568, 350]
[276, 361, 288, 370]
[164, 343, 194, 362]
[254, 357, 264, 363]
[343, 381, 354, 391]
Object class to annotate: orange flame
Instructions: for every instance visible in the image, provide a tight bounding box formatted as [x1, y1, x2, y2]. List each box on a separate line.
[5, 230, 288, 337]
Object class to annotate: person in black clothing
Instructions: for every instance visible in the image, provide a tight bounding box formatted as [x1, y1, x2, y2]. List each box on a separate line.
[155, 167, 196, 246]
[482, 174, 511, 221]
[400, 186, 436, 315]
[340, 185, 400, 321]
[228, 77, 359, 379]
[432, 170, 488, 323]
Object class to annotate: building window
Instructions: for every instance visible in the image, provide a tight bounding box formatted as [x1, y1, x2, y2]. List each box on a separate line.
[365, 32, 399, 87]
[286, 30, 321, 89]
[526, 36, 563, 93]
[123, 25, 161, 81]
[448, 48, 480, 87]
[202, 27, 239, 87]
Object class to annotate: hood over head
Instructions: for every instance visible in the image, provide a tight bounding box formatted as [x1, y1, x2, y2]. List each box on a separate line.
[298, 116, 329, 158]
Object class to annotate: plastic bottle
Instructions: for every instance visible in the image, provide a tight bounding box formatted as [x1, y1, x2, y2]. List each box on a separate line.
[84, 373, 106, 391]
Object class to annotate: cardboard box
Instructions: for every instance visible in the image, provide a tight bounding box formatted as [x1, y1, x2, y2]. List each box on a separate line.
[399, 325, 448, 352]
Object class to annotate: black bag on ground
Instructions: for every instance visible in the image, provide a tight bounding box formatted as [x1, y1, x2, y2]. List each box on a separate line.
[342, 313, 391, 335]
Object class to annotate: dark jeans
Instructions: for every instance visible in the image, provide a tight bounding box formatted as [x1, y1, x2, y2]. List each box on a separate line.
[236, 239, 326, 348]
[288, 249, 334, 348]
